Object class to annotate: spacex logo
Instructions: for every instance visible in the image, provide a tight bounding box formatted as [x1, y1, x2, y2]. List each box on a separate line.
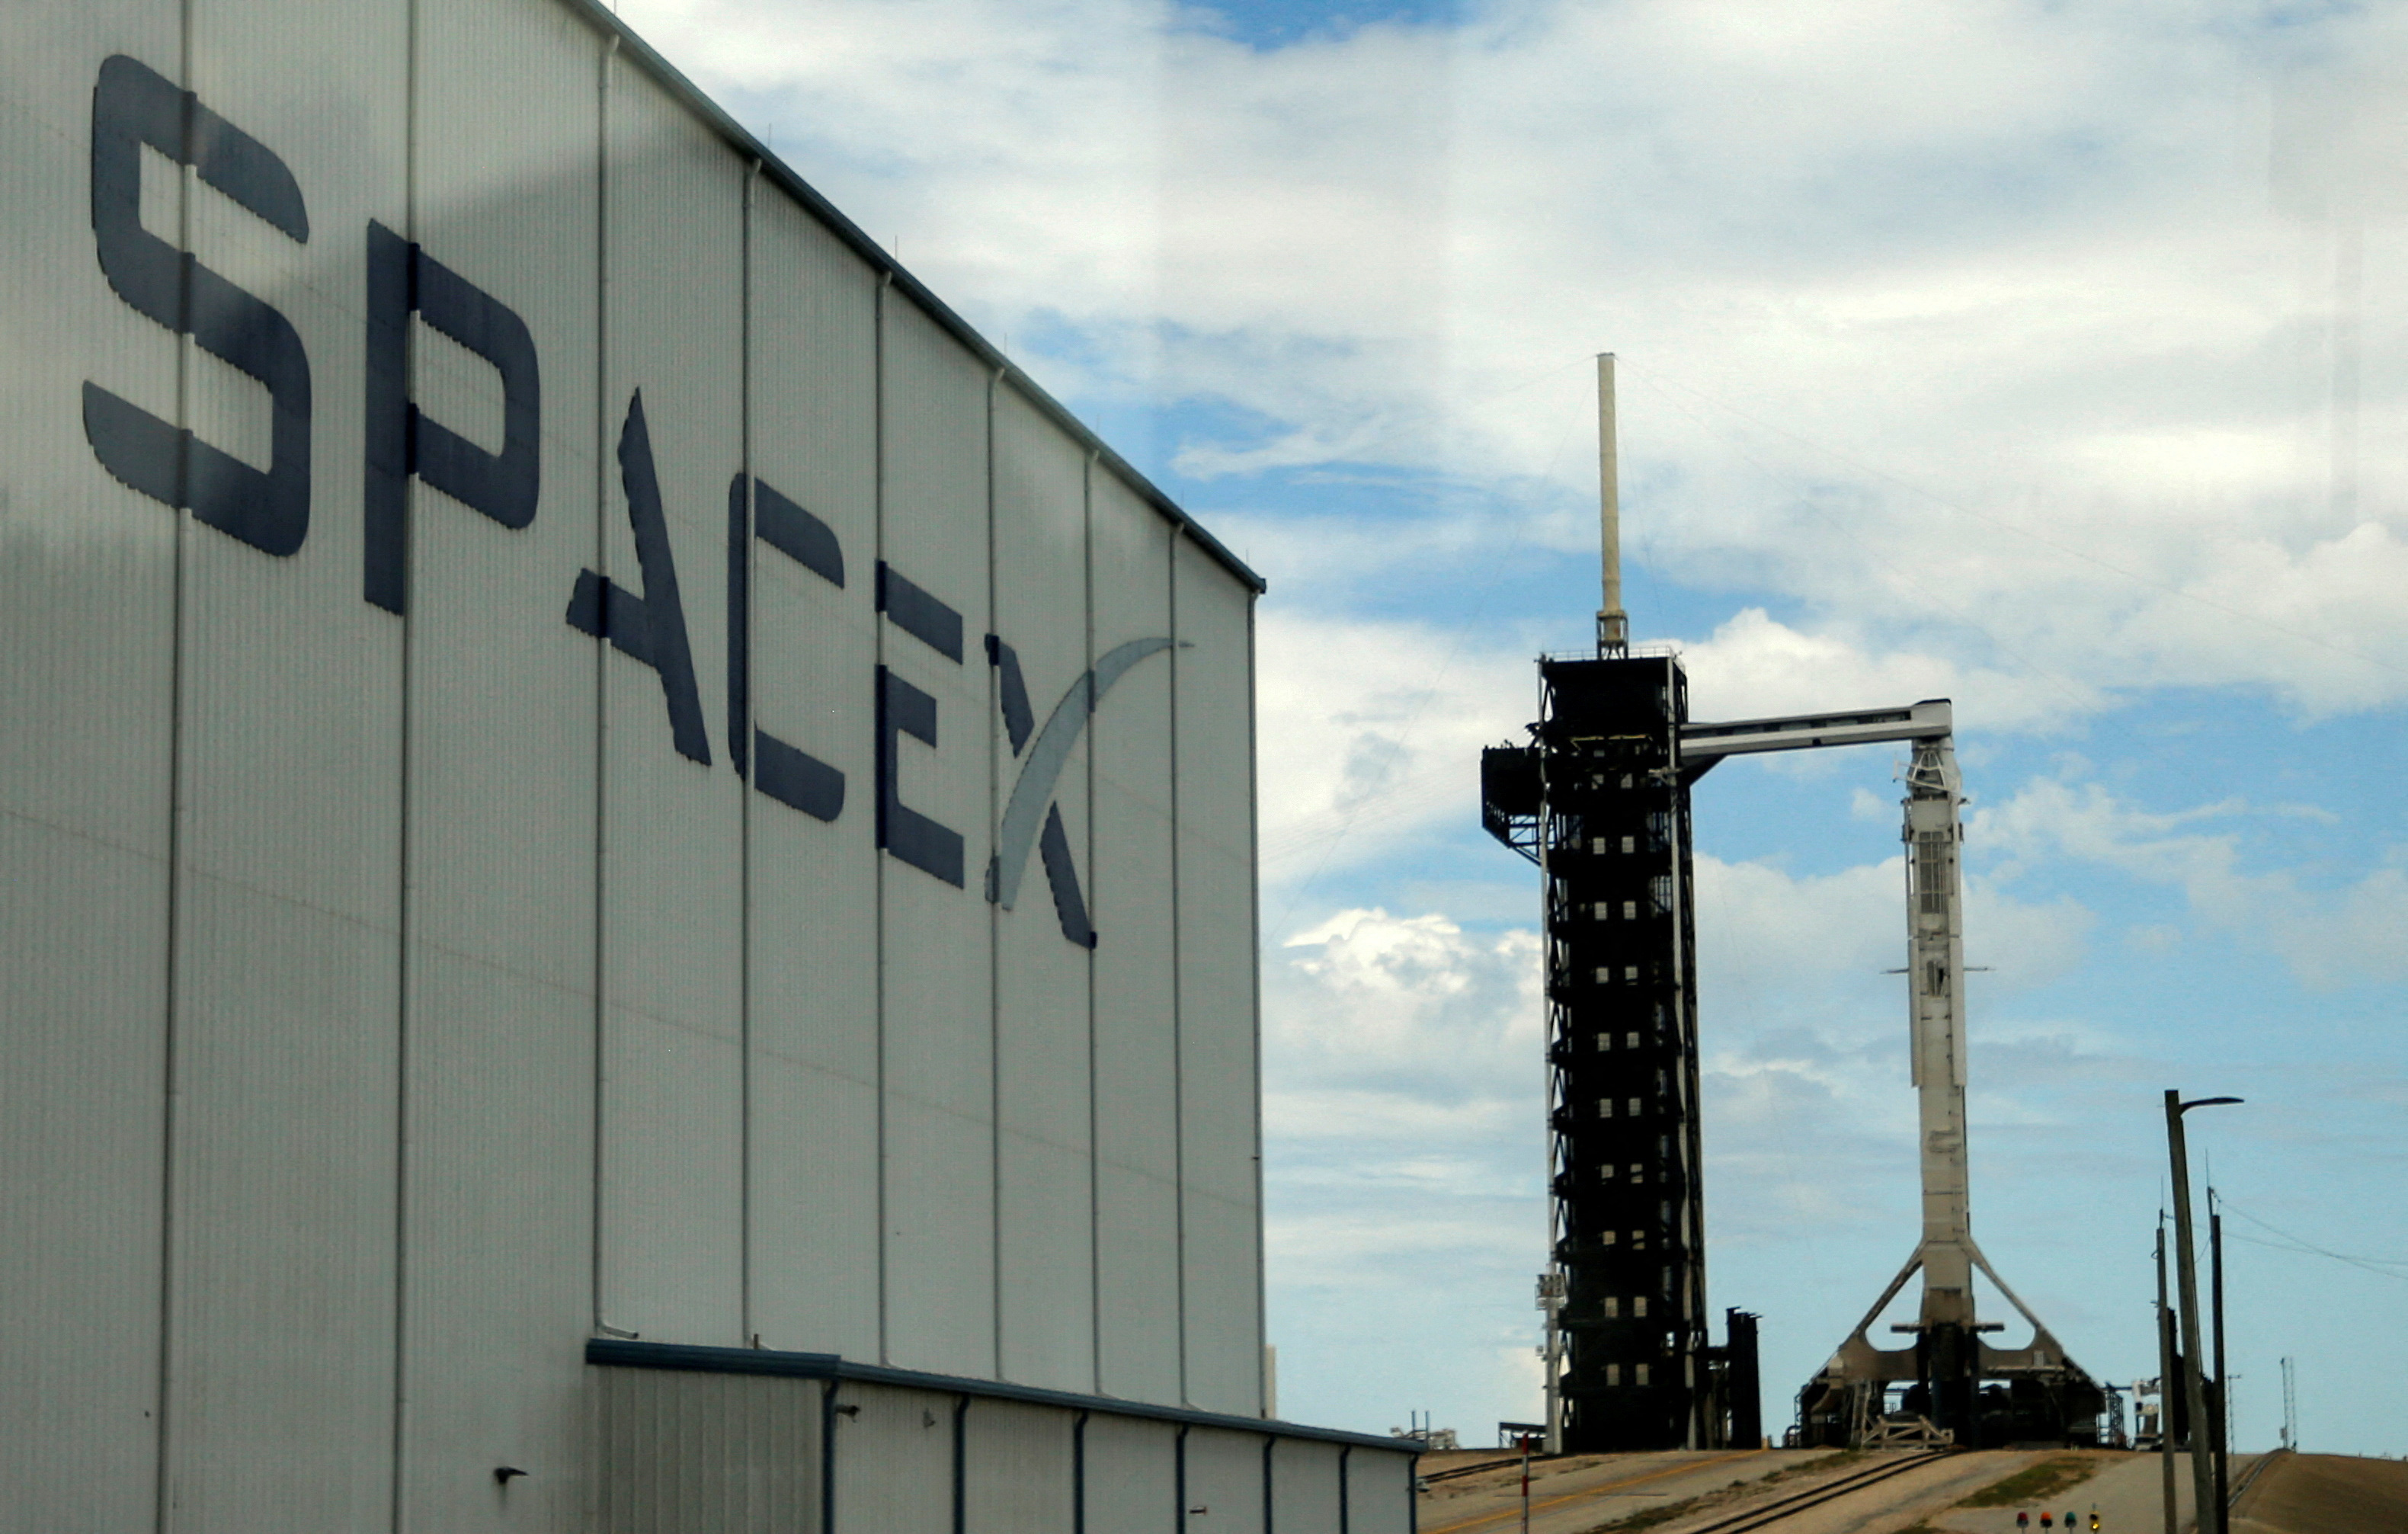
[986, 635, 1177, 949]
[79, 53, 1171, 948]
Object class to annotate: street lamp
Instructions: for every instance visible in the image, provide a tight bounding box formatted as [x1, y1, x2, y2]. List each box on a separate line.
[2166, 1091, 2242, 1534]
[1535, 1270, 1567, 1456]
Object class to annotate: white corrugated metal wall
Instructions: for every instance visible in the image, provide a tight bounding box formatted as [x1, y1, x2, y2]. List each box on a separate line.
[0, 5, 180, 1523]
[0, 0, 1412, 1523]
[591, 1363, 1418, 1534]
[400, 0, 603, 1525]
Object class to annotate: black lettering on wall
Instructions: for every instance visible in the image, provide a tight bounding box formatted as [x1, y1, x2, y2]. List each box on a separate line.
[85, 54, 311, 556]
[989, 636, 1174, 946]
[877, 561, 963, 663]
[727, 473, 844, 821]
[987, 633, 1036, 753]
[565, 392, 711, 765]
[987, 635, 1093, 948]
[363, 221, 540, 613]
[876, 665, 964, 887]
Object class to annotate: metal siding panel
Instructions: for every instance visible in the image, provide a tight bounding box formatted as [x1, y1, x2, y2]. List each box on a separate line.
[1177, 1191, 1263, 1420]
[1183, 1427, 1268, 1534]
[0, 828, 169, 1525]
[0, 2, 177, 1520]
[170, 885, 401, 1528]
[991, 387, 1095, 1393]
[744, 183, 883, 1359]
[961, 1398, 1076, 1532]
[1271, 1439, 1343, 1533]
[1086, 476, 1182, 1407]
[405, 956, 594, 1529]
[831, 1382, 956, 1534]
[599, 59, 745, 1345]
[878, 299, 995, 1375]
[1343, 1449, 1417, 1534]
[597, 1368, 823, 1534]
[170, 1, 408, 1523]
[1173, 543, 1262, 1416]
[1081, 1415, 1178, 1532]
[400, 2, 602, 1524]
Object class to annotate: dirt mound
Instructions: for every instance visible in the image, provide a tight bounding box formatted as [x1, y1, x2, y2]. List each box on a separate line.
[2233, 1452, 2408, 1534]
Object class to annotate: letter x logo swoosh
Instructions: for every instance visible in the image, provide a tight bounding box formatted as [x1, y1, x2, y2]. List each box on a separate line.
[987, 637, 1176, 937]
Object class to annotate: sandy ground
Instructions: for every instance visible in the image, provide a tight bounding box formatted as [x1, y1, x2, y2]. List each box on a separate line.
[1413, 1446, 2408, 1534]
[1927, 1452, 2199, 1533]
[2231, 1452, 2408, 1534]
[1416, 1447, 1825, 1534]
[1657, 1450, 2041, 1534]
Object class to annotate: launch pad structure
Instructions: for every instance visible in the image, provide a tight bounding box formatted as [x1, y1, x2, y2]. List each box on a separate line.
[1478, 356, 2104, 1453]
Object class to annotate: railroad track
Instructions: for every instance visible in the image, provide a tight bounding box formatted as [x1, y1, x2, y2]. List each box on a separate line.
[2227, 1446, 2286, 1513]
[1673, 1449, 1955, 1533]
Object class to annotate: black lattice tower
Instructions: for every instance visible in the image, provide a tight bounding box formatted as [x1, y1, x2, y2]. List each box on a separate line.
[1484, 652, 1712, 1450]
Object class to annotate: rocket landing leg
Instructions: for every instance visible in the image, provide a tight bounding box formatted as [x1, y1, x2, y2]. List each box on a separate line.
[1798, 1238, 2105, 1448]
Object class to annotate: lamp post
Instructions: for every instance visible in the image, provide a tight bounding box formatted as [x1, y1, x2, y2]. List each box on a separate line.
[2165, 1091, 2241, 1534]
[2156, 1215, 2176, 1534]
[2211, 1193, 2231, 1525]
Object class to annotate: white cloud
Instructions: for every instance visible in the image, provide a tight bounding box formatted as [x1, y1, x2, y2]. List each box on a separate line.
[1975, 773, 2408, 988]
[614, 0, 2408, 720]
[1267, 905, 1541, 1113]
[1675, 607, 2104, 731]
[1253, 611, 1535, 884]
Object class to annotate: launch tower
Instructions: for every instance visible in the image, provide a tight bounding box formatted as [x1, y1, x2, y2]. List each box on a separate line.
[1481, 652, 1713, 1449]
[1480, 356, 2102, 1453]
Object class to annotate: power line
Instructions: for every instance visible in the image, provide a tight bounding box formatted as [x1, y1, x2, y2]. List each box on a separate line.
[2219, 1199, 2408, 1283]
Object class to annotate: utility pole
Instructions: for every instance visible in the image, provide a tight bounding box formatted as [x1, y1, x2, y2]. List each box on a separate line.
[2281, 1356, 2296, 1451]
[2211, 1191, 2230, 1524]
[2166, 1091, 2242, 1534]
[2157, 1215, 2176, 1534]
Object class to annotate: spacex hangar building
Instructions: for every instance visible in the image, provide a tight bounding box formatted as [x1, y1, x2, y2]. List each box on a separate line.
[0, 0, 1418, 1526]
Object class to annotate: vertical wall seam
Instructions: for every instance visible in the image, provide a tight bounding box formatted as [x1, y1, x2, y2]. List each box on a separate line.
[1174, 1423, 1188, 1534]
[738, 155, 759, 1348]
[1261, 1434, 1275, 1534]
[389, 0, 421, 1526]
[1245, 588, 1266, 1414]
[870, 272, 890, 1365]
[1068, 1408, 1083, 1519]
[152, 5, 195, 1527]
[590, 32, 620, 1337]
[1082, 452, 1100, 1397]
[985, 367, 1002, 1385]
[1337, 1445, 1350, 1534]
[950, 1395, 969, 1534]
[819, 1381, 838, 1534]
[1166, 533, 1186, 1406]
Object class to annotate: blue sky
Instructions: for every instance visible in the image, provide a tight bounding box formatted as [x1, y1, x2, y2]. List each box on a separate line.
[619, 0, 2408, 1454]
